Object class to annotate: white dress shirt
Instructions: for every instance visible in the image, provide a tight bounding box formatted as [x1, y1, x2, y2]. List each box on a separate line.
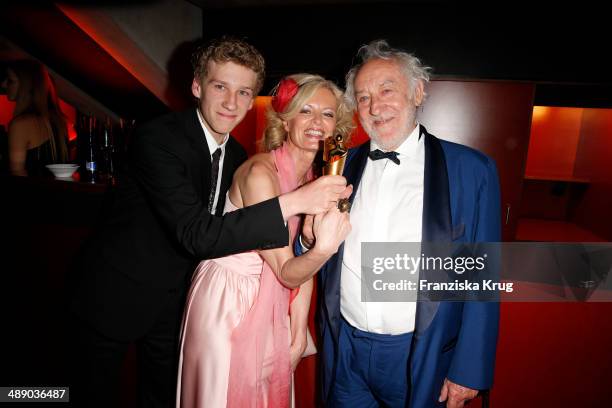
[196, 108, 228, 214]
[340, 124, 425, 335]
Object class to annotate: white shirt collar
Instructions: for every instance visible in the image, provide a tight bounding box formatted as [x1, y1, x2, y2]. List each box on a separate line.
[196, 108, 229, 156]
[370, 123, 422, 159]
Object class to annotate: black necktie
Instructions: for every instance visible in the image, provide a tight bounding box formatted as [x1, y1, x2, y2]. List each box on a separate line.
[208, 148, 222, 213]
[368, 149, 400, 165]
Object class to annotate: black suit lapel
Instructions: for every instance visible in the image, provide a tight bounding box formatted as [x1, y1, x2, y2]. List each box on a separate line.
[181, 108, 212, 160]
[345, 141, 370, 205]
[178, 109, 213, 199]
[215, 143, 237, 216]
[416, 125, 452, 335]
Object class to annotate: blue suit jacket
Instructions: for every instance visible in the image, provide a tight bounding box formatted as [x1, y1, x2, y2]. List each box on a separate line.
[318, 125, 501, 407]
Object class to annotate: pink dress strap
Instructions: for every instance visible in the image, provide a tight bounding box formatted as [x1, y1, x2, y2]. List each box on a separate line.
[226, 142, 312, 408]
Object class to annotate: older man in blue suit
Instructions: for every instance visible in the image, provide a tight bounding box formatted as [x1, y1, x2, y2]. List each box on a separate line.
[305, 40, 501, 407]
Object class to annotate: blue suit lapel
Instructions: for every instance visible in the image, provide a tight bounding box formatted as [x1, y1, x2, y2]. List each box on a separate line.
[324, 141, 370, 340]
[421, 126, 452, 242]
[416, 125, 453, 335]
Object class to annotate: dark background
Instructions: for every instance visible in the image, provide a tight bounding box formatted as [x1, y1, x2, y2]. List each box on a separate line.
[200, 2, 611, 107]
[1, 0, 611, 121]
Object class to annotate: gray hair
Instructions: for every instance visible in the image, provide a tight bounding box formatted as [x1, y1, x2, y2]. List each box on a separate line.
[345, 39, 431, 109]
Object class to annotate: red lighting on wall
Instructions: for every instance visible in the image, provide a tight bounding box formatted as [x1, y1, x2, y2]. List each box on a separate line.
[525, 106, 583, 178]
[1, 95, 15, 128]
[58, 99, 77, 141]
[349, 114, 370, 148]
[57, 3, 185, 110]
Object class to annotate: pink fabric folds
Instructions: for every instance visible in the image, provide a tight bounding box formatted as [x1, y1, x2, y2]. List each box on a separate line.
[226, 142, 312, 408]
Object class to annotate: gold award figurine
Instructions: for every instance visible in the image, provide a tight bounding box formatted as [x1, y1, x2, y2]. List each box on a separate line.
[323, 134, 351, 212]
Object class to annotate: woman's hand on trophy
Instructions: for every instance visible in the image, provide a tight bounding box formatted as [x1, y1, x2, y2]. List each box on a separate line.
[311, 206, 352, 257]
[300, 184, 351, 250]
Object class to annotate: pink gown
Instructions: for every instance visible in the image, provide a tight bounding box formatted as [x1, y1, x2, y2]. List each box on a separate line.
[177, 143, 308, 408]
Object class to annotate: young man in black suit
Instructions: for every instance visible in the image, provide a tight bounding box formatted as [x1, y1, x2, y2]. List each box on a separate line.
[69, 37, 347, 407]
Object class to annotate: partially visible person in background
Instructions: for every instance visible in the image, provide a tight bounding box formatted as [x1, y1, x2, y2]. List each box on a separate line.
[0, 66, 8, 172]
[1, 60, 68, 176]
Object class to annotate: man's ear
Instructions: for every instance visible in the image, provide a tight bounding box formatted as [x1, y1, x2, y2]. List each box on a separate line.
[191, 78, 202, 99]
[413, 80, 425, 107]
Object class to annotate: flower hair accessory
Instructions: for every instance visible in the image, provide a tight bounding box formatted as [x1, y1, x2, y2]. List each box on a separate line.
[271, 77, 299, 113]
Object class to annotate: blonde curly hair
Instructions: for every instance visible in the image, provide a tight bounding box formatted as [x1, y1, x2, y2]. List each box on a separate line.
[263, 74, 354, 152]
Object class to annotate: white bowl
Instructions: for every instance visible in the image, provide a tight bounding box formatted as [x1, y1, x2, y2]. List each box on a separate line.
[46, 164, 79, 178]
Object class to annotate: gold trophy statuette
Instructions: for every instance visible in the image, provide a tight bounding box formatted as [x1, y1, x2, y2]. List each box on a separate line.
[323, 134, 351, 212]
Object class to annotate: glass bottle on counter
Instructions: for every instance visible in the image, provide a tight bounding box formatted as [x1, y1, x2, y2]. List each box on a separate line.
[75, 112, 133, 184]
[84, 115, 98, 183]
[118, 117, 136, 157]
[100, 118, 116, 185]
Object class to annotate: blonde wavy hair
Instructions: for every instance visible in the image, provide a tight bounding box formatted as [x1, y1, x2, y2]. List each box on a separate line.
[263, 74, 354, 152]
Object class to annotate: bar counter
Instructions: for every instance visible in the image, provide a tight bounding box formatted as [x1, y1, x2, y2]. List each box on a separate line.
[2, 173, 111, 388]
[3, 173, 110, 227]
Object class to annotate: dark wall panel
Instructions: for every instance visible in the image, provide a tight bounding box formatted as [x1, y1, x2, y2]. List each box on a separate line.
[202, 4, 610, 106]
[417, 80, 535, 241]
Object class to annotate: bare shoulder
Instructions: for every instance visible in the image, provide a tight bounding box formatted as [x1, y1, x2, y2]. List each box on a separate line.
[228, 153, 274, 208]
[8, 114, 39, 134]
[234, 152, 280, 206]
[8, 116, 38, 149]
[234, 153, 276, 183]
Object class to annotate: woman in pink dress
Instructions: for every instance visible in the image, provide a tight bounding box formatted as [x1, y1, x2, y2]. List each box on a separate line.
[177, 73, 354, 408]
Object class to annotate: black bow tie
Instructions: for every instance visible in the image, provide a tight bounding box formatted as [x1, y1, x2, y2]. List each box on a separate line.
[368, 149, 401, 165]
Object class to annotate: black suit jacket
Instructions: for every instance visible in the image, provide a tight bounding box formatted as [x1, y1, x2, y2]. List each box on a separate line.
[72, 109, 288, 340]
